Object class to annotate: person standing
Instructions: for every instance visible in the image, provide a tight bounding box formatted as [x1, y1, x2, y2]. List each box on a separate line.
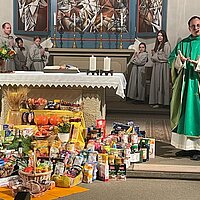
[149, 30, 171, 108]
[168, 15, 200, 160]
[127, 42, 148, 102]
[28, 36, 48, 71]
[0, 22, 16, 71]
[14, 37, 29, 71]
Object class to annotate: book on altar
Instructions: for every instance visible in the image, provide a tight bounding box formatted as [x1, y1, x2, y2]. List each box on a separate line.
[44, 64, 80, 73]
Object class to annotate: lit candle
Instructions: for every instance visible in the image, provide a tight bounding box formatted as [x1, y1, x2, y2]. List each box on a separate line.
[104, 57, 111, 71]
[100, 13, 103, 27]
[89, 55, 96, 71]
[120, 13, 123, 27]
[53, 12, 56, 26]
[73, 13, 76, 27]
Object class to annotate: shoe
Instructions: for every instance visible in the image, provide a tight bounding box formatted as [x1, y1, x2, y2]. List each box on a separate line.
[175, 150, 197, 157]
[152, 105, 159, 109]
[191, 154, 200, 161]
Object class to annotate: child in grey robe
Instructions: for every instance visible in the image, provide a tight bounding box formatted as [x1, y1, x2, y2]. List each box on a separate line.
[28, 36, 48, 71]
[14, 37, 28, 70]
[127, 42, 148, 102]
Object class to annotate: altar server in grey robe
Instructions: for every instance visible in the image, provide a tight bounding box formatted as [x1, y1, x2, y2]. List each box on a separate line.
[127, 42, 148, 102]
[14, 37, 29, 70]
[0, 22, 16, 71]
[28, 36, 48, 71]
[149, 30, 171, 108]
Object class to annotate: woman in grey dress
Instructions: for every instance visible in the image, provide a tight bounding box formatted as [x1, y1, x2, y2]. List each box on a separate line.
[0, 22, 16, 71]
[28, 36, 48, 71]
[149, 30, 171, 108]
[14, 37, 28, 70]
[127, 42, 148, 102]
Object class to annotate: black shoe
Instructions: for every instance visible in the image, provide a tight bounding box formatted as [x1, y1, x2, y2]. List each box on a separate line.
[191, 154, 200, 161]
[175, 150, 197, 157]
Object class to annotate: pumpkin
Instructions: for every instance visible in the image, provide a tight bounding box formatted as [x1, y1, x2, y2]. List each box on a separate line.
[35, 115, 49, 125]
[49, 115, 61, 125]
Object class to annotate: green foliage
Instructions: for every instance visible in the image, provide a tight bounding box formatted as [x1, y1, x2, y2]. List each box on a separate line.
[57, 122, 71, 133]
[6, 136, 32, 154]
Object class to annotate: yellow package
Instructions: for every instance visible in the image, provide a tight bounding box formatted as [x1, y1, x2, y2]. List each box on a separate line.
[51, 172, 83, 188]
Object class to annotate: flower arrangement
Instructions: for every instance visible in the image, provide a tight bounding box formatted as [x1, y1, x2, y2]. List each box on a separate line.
[0, 44, 15, 60]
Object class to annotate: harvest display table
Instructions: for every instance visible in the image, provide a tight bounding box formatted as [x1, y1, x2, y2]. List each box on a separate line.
[0, 72, 126, 126]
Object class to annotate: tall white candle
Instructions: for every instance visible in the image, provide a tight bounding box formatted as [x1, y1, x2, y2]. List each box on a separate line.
[104, 57, 111, 71]
[100, 13, 103, 27]
[73, 13, 76, 27]
[53, 12, 56, 26]
[89, 55, 96, 71]
[120, 13, 123, 27]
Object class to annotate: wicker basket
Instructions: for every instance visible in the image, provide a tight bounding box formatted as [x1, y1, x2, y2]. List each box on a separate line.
[19, 170, 52, 182]
[0, 165, 14, 178]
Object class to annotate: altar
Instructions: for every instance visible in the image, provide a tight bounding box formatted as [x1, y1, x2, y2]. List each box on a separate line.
[0, 72, 126, 126]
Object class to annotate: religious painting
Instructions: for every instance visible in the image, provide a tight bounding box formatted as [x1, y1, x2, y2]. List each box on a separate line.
[13, 0, 50, 35]
[56, 0, 129, 33]
[137, 0, 167, 37]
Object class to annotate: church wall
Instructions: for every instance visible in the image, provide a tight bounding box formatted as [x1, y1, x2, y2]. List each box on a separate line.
[0, 0, 199, 51]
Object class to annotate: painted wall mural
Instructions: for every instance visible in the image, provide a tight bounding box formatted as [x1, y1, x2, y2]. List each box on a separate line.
[56, 0, 129, 33]
[136, 0, 167, 37]
[14, 0, 50, 36]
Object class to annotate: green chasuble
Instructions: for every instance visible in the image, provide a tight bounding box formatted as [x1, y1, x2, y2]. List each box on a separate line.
[168, 35, 200, 137]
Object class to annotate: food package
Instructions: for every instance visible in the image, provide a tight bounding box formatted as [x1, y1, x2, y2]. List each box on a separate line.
[148, 138, 156, 159]
[98, 153, 108, 164]
[35, 140, 49, 157]
[98, 163, 109, 181]
[82, 163, 93, 183]
[51, 172, 83, 188]
[50, 140, 61, 158]
[96, 119, 106, 138]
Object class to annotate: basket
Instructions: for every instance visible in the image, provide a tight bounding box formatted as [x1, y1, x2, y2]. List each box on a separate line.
[19, 170, 52, 182]
[0, 165, 14, 178]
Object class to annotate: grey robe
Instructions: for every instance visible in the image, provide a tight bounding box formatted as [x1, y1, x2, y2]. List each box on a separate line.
[149, 42, 171, 106]
[28, 44, 48, 71]
[14, 46, 29, 70]
[127, 52, 148, 101]
[0, 34, 16, 71]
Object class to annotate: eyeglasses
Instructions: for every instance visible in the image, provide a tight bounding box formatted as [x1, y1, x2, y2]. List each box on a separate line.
[189, 24, 200, 29]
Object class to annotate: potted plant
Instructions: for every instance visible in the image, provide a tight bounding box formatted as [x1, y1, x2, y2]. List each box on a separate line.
[57, 122, 71, 142]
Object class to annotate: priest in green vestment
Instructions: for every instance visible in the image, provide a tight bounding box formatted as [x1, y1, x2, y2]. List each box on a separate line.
[168, 15, 200, 160]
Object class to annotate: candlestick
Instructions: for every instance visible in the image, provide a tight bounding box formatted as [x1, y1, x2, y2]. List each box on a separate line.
[72, 14, 77, 48]
[99, 25, 103, 49]
[119, 28, 123, 49]
[89, 55, 96, 71]
[53, 12, 56, 26]
[104, 57, 111, 71]
[53, 25, 57, 48]
[72, 32, 77, 48]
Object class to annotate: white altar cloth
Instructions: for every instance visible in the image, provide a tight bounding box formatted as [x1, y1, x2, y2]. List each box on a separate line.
[0, 72, 126, 98]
